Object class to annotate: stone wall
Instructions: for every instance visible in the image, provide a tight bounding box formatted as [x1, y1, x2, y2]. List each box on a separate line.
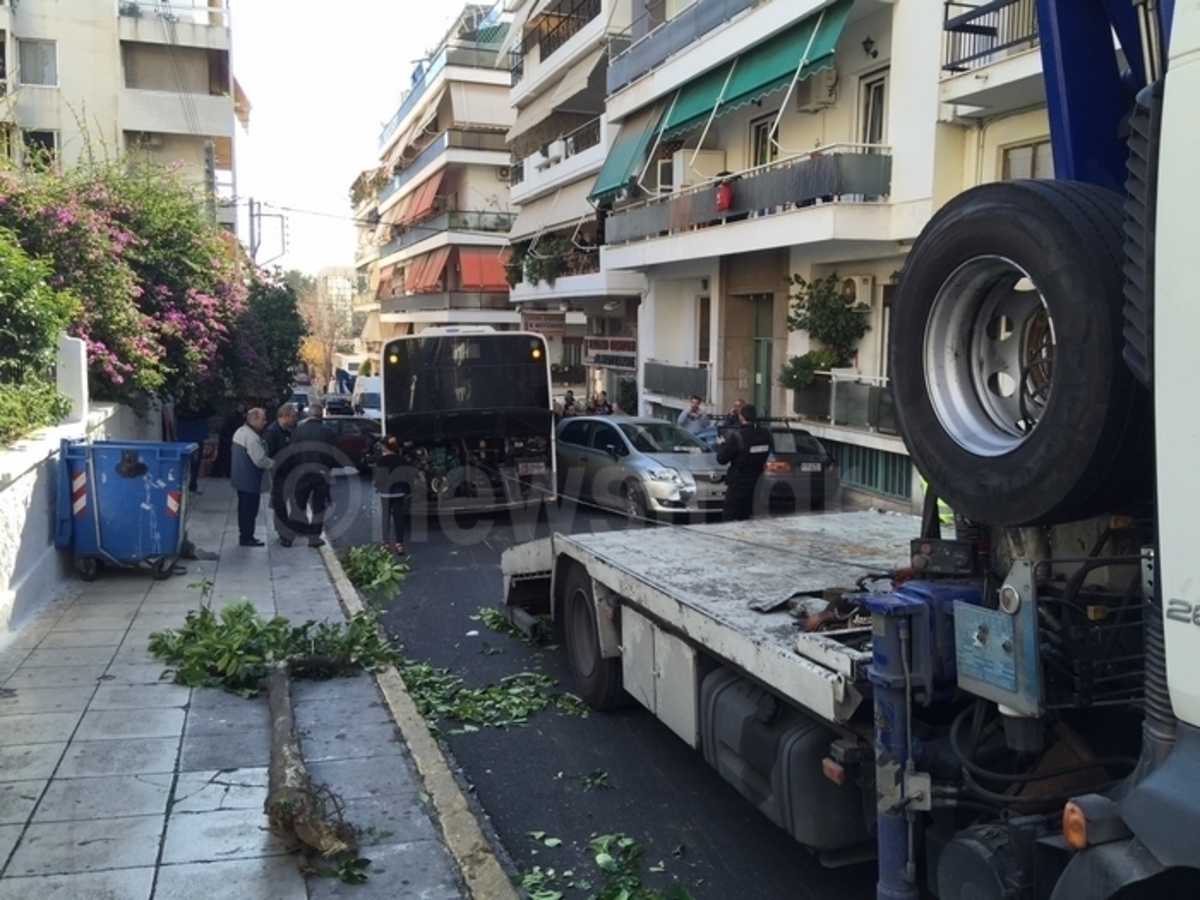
[0, 403, 162, 634]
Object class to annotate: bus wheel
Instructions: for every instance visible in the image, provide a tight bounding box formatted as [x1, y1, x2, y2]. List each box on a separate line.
[563, 566, 624, 710]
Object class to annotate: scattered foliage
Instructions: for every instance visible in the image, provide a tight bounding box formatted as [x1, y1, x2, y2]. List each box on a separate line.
[514, 832, 694, 900]
[147, 600, 403, 697]
[341, 544, 410, 597]
[581, 770, 613, 792]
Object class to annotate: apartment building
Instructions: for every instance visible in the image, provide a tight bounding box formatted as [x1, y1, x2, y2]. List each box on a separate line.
[0, 0, 245, 232]
[502, 0, 646, 398]
[585, 0, 1051, 507]
[357, 5, 517, 343]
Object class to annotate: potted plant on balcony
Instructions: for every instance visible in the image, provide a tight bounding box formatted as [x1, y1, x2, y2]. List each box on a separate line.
[506, 240, 530, 288]
[780, 272, 871, 416]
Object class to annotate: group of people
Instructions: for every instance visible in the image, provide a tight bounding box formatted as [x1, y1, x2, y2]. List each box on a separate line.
[553, 389, 615, 421]
[229, 403, 340, 548]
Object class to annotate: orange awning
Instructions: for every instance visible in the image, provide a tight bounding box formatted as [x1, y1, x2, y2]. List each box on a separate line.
[457, 247, 510, 292]
[401, 170, 444, 226]
[375, 264, 396, 299]
[404, 246, 452, 293]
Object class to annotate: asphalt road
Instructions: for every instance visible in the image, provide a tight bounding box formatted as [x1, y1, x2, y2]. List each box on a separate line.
[325, 471, 878, 900]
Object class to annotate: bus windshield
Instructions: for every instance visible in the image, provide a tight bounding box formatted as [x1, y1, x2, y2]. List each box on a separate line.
[383, 333, 550, 414]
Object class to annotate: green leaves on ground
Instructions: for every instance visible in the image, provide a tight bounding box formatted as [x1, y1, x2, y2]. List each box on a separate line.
[147, 600, 402, 696]
[341, 544, 410, 597]
[515, 832, 693, 900]
[398, 662, 587, 735]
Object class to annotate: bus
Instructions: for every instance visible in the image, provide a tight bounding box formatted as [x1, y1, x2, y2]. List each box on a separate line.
[380, 326, 555, 513]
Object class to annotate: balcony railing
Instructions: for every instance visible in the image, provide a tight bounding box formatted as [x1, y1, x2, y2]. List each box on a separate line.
[378, 209, 516, 258]
[943, 0, 1038, 72]
[378, 129, 510, 205]
[605, 144, 892, 246]
[119, 0, 229, 26]
[792, 372, 899, 435]
[381, 291, 513, 313]
[644, 360, 709, 400]
[379, 44, 504, 148]
[607, 0, 757, 94]
[563, 115, 601, 156]
[511, 160, 525, 186]
[511, 0, 601, 84]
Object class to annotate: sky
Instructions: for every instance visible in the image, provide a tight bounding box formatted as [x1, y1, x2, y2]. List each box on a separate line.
[230, 1, 470, 274]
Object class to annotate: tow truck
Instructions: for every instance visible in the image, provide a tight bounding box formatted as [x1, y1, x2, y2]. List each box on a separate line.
[501, 1, 1200, 896]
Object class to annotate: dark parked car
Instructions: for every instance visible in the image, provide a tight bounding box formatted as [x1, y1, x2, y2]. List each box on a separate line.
[323, 415, 382, 471]
[696, 421, 839, 511]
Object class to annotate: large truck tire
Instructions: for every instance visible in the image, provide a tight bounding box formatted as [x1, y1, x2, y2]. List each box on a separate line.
[563, 566, 625, 710]
[890, 180, 1150, 526]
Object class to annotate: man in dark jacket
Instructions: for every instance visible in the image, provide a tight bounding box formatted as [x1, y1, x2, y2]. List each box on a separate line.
[288, 406, 339, 547]
[715, 403, 772, 522]
[265, 403, 299, 546]
[230, 408, 273, 546]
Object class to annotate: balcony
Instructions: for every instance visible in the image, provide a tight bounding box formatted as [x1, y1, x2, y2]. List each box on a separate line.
[510, 116, 603, 203]
[378, 209, 516, 259]
[643, 360, 709, 400]
[605, 144, 892, 246]
[607, 0, 756, 95]
[379, 44, 505, 149]
[940, 0, 1043, 116]
[378, 130, 510, 206]
[381, 291, 513, 313]
[117, 89, 233, 137]
[510, 0, 602, 86]
[118, 1, 230, 49]
[791, 372, 899, 435]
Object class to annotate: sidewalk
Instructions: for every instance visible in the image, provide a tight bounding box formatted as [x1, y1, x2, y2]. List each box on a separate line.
[0, 478, 516, 899]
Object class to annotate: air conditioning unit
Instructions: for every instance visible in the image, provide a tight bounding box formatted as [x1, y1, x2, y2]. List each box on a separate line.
[547, 139, 565, 162]
[841, 275, 875, 306]
[796, 68, 837, 113]
[497, 165, 512, 182]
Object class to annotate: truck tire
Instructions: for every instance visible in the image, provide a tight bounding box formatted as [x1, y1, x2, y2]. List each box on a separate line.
[890, 180, 1150, 526]
[563, 566, 625, 710]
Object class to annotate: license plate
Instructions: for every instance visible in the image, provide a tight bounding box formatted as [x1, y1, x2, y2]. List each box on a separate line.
[800, 462, 822, 473]
[518, 461, 546, 476]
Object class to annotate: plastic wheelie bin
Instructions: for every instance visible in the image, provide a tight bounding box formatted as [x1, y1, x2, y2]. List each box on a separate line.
[55, 438, 198, 581]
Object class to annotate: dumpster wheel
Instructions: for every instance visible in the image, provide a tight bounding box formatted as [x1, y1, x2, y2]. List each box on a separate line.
[76, 555, 98, 582]
[151, 557, 177, 580]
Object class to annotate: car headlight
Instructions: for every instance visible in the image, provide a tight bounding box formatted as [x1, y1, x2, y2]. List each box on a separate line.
[646, 467, 684, 484]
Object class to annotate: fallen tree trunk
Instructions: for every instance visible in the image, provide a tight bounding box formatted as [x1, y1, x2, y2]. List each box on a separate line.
[263, 660, 358, 860]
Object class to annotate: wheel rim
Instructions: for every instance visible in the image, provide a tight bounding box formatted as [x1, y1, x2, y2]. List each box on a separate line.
[569, 589, 597, 678]
[623, 485, 641, 522]
[924, 255, 1056, 457]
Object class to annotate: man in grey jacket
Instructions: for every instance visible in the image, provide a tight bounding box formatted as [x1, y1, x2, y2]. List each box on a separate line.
[231, 407, 273, 546]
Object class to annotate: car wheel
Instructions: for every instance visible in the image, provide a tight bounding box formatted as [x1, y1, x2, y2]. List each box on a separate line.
[563, 565, 625, 710]
[621, 482, 649, 527]
[890, 180, 1150, 526]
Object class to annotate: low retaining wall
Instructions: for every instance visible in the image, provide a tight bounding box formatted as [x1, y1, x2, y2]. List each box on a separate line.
[0, 403, 161, 634]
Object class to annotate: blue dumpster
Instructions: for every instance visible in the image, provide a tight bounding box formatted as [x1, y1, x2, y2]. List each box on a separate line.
[56, 439, 198, 581]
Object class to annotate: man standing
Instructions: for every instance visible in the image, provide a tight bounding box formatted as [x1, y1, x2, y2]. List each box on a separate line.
[595, 391, 614, 415]
[715, 403, 772, 522]
[231, 408, 273, 546]
[265, 403, 299, 546]
[724, 398, 745, 427]
[289, 406, 339, 548]
[676, 395, 711, 434]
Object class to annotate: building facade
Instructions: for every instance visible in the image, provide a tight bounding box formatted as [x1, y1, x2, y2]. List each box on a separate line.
[0, 0, 245, 232]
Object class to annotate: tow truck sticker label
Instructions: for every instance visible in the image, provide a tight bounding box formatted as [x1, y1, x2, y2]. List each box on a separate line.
[166, 490, 182, 518]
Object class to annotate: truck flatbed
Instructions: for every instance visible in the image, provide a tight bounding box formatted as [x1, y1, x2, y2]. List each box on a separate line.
[503, 509, 918, 724]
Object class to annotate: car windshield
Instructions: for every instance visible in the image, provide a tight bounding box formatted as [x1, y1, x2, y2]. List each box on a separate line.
[618, 422, 709, 454]
[771, 430, 825, 455]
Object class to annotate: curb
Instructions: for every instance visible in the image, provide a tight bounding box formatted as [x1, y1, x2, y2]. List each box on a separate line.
[317, 543, 519, 900]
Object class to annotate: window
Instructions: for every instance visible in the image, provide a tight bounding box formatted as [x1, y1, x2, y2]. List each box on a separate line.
[860, 71, 887, 147]
[558, 420, 589, 446]
[590, 423, 621, 451]
[17, 40, 57, 86]
[697, 296, 711, 363]
[1002, 140, 1054, 180]
[21, 130, 57, 168]
[750, 116, 778, 168]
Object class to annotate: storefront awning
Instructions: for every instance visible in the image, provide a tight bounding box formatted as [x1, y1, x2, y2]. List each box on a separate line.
[401, 170, 444, 227]
[404, 246, 452, 293]
[660, 0, 852, 139]
[509, 178, 596, 242]
[589, 103, 663, 202]
[457, 247, 510, 292]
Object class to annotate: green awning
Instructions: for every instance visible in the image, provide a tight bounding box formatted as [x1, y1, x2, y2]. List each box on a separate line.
[660, 0, 853, 140]
[589, 104, 663, 202]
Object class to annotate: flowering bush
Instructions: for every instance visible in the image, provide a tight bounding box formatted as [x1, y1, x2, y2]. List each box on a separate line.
[0, 162, 257, 412]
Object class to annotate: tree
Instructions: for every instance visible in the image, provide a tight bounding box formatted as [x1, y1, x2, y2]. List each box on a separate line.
[238, 271, 307, 402]
[778, 272, 872, 389]
[297, 270, 356, 386]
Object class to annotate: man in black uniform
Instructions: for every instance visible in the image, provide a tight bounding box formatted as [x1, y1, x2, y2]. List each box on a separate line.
[288, 406, 340, 547]
[264, 403, 299, 546]
[715, 403, 772, 522]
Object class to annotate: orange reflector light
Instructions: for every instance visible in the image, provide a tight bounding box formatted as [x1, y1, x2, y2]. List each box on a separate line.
[822, 757, 845, 786]
[765, 460, 791, 474]
[1063, 800, 1088, 850]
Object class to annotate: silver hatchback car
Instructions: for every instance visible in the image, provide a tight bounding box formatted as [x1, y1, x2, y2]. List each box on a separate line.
[556, 415, 726, 521]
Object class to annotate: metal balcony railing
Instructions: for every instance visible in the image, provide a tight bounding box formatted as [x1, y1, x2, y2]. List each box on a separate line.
[791, 372, 899, 435]
[381, 291, 512, 313]
[605, 144, 892, 246]
[377, 130, 510, 205]
[563, 116, 601, 157]
[643, 360, 709, 400]
[943, 0, 1038, 72]
[510, 0, 602, 84]
[378, 209, 516, 258]
[511, 160, 525, 186]
[607, 0, 757, 94]
[119, 0, 230, 26]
